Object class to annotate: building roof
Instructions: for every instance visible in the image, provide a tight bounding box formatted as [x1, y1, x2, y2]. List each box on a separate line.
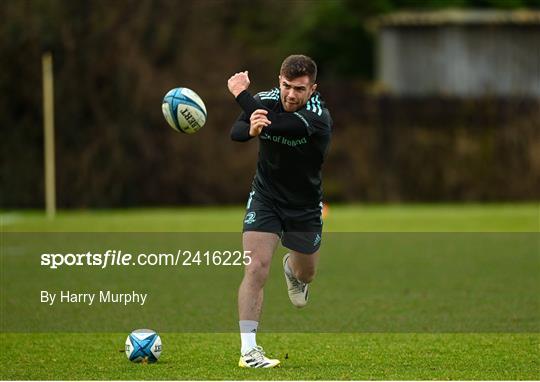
[371, 9, 540, 28]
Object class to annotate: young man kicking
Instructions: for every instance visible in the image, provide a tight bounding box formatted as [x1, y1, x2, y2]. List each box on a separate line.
[227, 54, 332, 368]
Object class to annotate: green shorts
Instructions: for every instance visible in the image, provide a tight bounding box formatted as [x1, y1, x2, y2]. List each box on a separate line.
[242, 190, 323, 254]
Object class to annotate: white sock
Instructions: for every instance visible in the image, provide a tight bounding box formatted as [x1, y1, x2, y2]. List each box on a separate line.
[239, 320, 258, 355]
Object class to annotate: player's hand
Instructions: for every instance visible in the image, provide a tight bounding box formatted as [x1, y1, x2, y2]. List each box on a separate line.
[227, 71, 250, 98]
[249, 109, 271, 137]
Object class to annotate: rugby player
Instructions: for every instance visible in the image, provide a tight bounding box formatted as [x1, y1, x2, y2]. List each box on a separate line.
[228, 54, 332, 368]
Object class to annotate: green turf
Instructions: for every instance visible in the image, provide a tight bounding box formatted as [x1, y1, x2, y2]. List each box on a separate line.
[2, 232, 538, 333]
[0, 333, 538, 380]
[1, 203, 539, 232]
[1, 204, 539, 380]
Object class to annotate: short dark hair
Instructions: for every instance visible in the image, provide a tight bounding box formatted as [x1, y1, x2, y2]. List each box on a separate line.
[280, 54, 317, 83]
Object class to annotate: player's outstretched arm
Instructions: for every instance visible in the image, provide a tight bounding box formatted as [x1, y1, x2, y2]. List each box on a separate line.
[229, 71, 259, 141]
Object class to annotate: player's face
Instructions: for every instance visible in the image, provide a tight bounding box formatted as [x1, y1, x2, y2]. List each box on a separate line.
[279, 75, 317, 112]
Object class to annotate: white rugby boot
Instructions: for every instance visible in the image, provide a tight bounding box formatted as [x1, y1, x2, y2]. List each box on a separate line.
[238, 346, 280, 368]
[283, 253, 309, 308]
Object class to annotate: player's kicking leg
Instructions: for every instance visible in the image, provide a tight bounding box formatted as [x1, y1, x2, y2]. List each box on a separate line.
[283, 250, 319, 308]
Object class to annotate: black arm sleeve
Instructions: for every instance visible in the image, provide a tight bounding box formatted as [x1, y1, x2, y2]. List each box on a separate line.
[230, 120, 252, 142]
[235, 91, 263, 116]
[235, 91, 309, 137]
[230, 112, 253, 142]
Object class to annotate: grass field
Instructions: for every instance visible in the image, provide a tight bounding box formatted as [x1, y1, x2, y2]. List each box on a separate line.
[1, 203, 539, 380]
[2, 203, 538, 232]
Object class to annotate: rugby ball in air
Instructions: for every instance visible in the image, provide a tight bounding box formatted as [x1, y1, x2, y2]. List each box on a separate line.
[162, 87, 207, 134]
